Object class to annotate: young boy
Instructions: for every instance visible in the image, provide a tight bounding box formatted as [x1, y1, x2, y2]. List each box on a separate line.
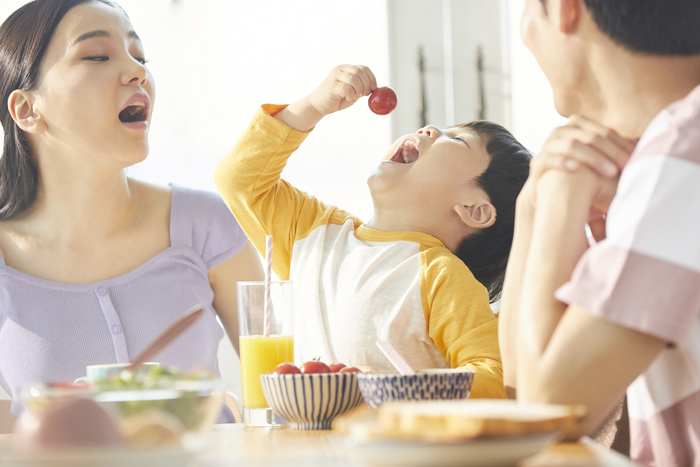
[215, 65, 531, 399]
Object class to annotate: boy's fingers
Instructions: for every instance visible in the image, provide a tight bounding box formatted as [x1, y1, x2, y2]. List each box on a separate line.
[337, 72, 365, 100]
[355, 65, 377, 94]
[350, 66, 372, 96]
[335, 82, 358, 103]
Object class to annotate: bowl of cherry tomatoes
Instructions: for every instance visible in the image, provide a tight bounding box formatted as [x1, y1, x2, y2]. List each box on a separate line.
[259, 360, 365, 430]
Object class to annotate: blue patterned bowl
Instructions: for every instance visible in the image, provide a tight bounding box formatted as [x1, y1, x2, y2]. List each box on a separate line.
[357, 369, 475, 410]
[259, 372, 365, 430]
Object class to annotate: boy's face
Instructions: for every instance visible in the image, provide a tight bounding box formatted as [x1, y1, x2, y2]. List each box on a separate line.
[368, 125, 491, 226]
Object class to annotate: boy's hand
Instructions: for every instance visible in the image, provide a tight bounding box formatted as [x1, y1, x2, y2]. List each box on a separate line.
[307, 64, 377, 116]
[275, 65, 377, 132]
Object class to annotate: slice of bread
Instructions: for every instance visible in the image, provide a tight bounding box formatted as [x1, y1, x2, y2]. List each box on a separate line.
[376, 400, 585, 441]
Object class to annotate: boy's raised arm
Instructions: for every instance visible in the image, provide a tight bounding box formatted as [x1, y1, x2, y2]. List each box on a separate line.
[213, 65, 376, 279]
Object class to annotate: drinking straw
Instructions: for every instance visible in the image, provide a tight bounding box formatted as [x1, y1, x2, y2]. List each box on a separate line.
[264, 235, 273, 337]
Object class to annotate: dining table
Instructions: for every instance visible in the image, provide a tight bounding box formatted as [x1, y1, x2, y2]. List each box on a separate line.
[0, 423, 639, 467]
[197, 423, 638, 467]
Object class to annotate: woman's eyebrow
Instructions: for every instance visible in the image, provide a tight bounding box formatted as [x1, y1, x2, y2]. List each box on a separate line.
[72, 29, 141, 46]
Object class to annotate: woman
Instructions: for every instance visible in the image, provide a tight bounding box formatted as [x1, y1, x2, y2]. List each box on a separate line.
[0, 0, 263, 424]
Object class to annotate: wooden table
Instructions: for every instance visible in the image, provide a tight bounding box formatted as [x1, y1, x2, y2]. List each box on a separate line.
[0, 424, 639, 466]
[193, 424, 639, 466]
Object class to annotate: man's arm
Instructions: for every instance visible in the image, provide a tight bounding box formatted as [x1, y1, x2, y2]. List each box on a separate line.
[501, 115, 635, 400]
[516, 169, 664, 437]
[498, 182, 536, 398]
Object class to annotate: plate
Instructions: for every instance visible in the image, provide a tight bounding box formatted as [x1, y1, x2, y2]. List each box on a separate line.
[0, 444, 196, 467]
[334, 431, 561, 467]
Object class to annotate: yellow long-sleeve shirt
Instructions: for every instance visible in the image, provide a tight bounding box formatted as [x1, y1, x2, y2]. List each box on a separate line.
[215, 104, 505, 399]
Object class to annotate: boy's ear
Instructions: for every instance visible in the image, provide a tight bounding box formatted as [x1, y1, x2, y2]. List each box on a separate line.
[556, 0, 582, 34]
[454, 202, 496, 230]
[8, 90, 46, 134]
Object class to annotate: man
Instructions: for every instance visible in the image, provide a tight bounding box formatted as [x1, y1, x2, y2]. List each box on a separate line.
[499, 1, 700, 465]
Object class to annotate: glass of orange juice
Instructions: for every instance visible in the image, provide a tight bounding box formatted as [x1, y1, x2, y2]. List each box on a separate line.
[237, 280, 294, 427]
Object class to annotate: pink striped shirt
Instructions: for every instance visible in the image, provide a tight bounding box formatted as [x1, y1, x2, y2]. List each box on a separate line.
[557, 84, 700, 466]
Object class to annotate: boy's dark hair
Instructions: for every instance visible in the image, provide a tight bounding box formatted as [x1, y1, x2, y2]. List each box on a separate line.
[540, 0, 700, 56]
[454, 122, 531, 303]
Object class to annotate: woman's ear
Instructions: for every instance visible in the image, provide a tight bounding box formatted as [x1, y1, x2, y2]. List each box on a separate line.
[8, 90, 46, 134]
[454, 202, 496, 230]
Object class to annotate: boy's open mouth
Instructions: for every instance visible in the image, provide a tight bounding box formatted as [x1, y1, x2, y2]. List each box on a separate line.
[119, 103, 148, 123]
[390, 136, 420, 164]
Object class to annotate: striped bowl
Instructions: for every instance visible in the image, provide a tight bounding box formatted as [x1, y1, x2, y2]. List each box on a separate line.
[259, 372, 364, 430]
[357, 369, 475, 410]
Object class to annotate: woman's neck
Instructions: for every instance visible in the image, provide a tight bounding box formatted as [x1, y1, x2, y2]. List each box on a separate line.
[19, 166, 139, 249]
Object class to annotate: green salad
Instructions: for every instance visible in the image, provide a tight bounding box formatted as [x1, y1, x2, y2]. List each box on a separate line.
[93, 365, 220, 431]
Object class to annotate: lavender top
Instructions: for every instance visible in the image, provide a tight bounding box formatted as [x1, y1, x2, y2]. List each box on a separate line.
[0, 185, 248, 421]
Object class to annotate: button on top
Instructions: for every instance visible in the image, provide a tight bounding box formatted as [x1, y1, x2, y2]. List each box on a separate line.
[96, 286, 107, 296]
[111, 324, 122, 335]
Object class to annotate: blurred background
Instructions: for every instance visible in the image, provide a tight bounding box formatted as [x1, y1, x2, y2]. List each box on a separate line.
[0, 0, 566, 404]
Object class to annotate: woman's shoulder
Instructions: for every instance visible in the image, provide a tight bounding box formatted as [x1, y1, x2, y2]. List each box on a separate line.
[167, 184, 248, 269]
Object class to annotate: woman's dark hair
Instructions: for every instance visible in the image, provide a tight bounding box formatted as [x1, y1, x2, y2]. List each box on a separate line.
[0, 0, 123, 221]
[454, 121, 531, 303]
[540, 0, 700, 56]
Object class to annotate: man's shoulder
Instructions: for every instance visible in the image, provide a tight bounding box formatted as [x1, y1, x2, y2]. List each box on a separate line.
[634, 84, 700, 166]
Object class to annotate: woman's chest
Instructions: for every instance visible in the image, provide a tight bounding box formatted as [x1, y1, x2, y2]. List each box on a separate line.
[0, 257, 223, 395]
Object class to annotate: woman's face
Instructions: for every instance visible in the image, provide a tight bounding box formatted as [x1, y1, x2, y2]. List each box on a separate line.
[30, 1, 155, 169]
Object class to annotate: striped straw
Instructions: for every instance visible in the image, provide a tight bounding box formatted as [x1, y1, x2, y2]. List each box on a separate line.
[263, 235, 273, 337]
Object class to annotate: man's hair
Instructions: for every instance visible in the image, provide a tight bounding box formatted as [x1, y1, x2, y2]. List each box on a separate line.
[541, 0, 700, 56]
[454, 122, 532, 303]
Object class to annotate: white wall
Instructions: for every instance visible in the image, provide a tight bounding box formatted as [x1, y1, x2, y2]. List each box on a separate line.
[387, 0, 510, 138]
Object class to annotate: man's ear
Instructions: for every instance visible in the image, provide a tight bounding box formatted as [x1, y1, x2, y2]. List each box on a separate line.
[454, 202, 496, 230]
[557, 0, 582, 34]
[8, 90, 46, 134]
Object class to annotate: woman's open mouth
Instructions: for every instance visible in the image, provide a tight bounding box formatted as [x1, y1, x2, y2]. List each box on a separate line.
[389, 136, 420, 164]
[119, 103, 148, 124]
[118, 94, 151, 130]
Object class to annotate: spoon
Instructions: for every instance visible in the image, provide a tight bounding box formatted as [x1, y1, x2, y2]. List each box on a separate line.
[376, 340, 416, 375]
[124, 306, 205, 373]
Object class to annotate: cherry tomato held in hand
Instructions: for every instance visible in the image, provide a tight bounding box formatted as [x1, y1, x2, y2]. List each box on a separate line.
[339, 367, 361, 373]
[368, 86, 398, 115]
[329, 363, 346, 373]
[300, 361, 332, 374]
[273, 363, 301, 375]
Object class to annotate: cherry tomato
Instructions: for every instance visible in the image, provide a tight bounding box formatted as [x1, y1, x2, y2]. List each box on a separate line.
[273, 363, 301, 375]
[339, 367, 361, 373]
[368, 86, 397, 115]
[329, 363, 346, 373]
[300, 361, 331, 374]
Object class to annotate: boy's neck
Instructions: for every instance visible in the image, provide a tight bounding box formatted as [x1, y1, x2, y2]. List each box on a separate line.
[364, 211, 467, 252]
[573, 51, 700, 139]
